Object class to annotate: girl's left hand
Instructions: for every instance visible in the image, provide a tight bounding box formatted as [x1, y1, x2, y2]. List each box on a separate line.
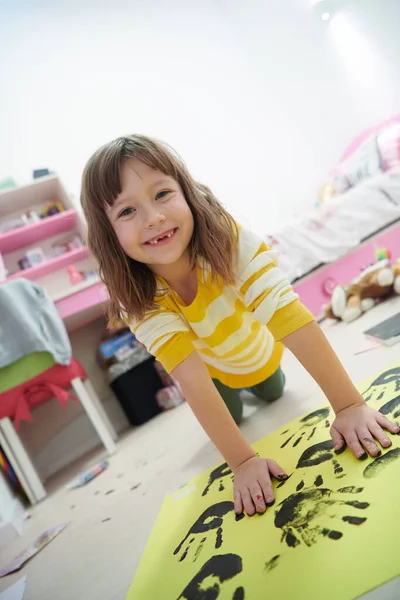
[330, 404, 400, 459]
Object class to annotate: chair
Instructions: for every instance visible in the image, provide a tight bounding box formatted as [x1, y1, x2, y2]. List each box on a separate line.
[0, 351, 118, 504]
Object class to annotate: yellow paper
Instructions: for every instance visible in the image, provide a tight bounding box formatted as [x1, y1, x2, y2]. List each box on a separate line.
[127, 363, 400, 600]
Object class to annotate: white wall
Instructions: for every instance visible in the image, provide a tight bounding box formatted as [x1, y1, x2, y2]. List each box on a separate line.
[0, 0, 399, 233]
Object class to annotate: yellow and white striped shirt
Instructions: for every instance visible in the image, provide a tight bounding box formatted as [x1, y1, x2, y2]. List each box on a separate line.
[130, 226, 314, 388]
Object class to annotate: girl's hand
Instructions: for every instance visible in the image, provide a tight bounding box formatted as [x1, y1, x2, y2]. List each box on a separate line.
[331, 404, 400, 459]
[233, 456, 287, 516]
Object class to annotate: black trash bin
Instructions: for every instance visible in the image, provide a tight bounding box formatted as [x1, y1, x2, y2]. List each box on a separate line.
[110, 356, 163, 425]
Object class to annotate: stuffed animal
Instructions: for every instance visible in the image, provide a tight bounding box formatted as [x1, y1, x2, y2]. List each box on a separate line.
[324, 258, 399, 323]
[393, 258, 400, 295]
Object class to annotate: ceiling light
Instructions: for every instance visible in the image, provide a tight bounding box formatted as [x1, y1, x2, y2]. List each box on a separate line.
[321, 12, 331, 21]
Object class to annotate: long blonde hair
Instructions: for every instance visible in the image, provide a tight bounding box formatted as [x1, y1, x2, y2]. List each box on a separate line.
[81, 134, 237, 323]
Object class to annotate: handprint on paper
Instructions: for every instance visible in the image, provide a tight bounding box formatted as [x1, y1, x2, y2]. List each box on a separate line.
[362, 367, 400, 404]
[177, 553, 245, 600]
[202, 463, 232, 497]
[378, 395, 400, 420]
[296, 439, 345, 478]
[274, 475, 369, 548]
[277, 439, 346, 491]
[363, 447, 400, 479]
[174, 501, 244, 563]
[280, 408, 331, 450]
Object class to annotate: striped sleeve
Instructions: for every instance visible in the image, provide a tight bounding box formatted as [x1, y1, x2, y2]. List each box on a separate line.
[236, 227, 314, 340]
[129, 309, 194, 373]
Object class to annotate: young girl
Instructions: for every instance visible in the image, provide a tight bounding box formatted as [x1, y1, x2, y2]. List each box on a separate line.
[81, 134, 399, 517]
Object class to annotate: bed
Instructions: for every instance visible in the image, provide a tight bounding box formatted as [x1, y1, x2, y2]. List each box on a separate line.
[266, 166, 400, 285]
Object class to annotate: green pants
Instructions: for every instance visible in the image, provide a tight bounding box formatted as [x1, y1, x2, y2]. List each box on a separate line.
[213, 367, 286, 425]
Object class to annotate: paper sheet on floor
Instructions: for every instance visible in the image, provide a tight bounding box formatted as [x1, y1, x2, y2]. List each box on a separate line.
[127, 362, 400, 600]
[354, 338, 383, 355]
[0, 524, 69, 578]
[0, 575, 27, 600]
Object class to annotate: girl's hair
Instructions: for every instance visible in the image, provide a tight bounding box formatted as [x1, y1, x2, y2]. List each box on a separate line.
[81, 134, 238, 324]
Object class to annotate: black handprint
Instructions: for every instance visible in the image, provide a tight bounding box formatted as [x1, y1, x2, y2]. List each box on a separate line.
[280, 408, 331, 449]
[177, 553, 245, 600]
[362, 367, 400, 403]
[379, 394, 400, 420]
[202, 463, 232, 497]
[363, 447, 400, 479]
[174, 501, 243, 563]
[274, 476, 369, 548]
[296, 439, 345, 478]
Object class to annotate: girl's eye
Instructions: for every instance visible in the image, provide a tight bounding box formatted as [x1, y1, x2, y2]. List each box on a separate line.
[118, 207, 135, 218]
[155, 190, 170, 201]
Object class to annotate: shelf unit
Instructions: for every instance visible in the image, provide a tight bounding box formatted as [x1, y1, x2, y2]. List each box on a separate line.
[6, 246, 90, 282]
[0, 176, 105, 330]
[0, 209, 78, 255]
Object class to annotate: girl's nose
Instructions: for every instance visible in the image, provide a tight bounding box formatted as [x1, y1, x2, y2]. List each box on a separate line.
[144, 206, 166, 228]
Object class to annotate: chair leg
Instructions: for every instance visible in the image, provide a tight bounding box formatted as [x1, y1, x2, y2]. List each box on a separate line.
[71, 378, 117, 455]
[83, 379, 118, 442]
[0, 418, 46, 504]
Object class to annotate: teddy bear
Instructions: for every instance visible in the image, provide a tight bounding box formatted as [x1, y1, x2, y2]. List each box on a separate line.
[324, 258, 399, 323]
[393, 258, 400, 295]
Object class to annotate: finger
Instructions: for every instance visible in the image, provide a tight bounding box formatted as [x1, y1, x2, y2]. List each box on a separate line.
[258, 475, 275, 506]
[234, 489, 243, 515]
[241, 488, 256, 516]
[265, 458, 287, 481]
[330, 425, 346, 453]
[250, 483, 267, 514]
[368, 423, 391, 449]
[376, 413, 400, 435]
[345, 434, 367, 460]
[357, 428, 380, 457]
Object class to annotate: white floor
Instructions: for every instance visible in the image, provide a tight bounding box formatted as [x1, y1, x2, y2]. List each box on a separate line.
[1, 296, 400, 600]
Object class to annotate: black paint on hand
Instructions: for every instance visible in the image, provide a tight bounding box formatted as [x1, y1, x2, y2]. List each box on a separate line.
[177, 553, 244, 600]
[363, 448, 400, 479]
[274, 476, 369, 548]
[202, 463, 232, 497]
[174, 502, 235, 562]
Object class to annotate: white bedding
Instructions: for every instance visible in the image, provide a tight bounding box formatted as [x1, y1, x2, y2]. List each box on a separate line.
[266, 167, 400, 282]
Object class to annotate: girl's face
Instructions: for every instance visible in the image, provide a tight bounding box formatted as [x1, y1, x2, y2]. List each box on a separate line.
[106, 159, 194, 273]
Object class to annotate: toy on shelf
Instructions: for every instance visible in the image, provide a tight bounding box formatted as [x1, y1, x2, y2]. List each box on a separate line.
[393, 258, 400, 295]
[375, 247, 391, 261]
[0, 177, 16, 191]
[53, 234, 83, 256]
[0, 200, 65, 236]
[33, 168, 51, 179]
[17, 247, 47, 271]
[67, 265, 84, 285]
[324, 258, 400, 323]
[40, 200, 64, 218]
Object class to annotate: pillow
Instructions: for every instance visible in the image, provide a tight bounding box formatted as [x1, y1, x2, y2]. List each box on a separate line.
[377, 123, 400, 171]
[331, 134, 382, 191]
[340, 114, 400, 162]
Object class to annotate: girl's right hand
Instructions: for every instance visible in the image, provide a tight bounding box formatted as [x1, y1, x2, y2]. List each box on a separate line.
[233, 456, 288, 516]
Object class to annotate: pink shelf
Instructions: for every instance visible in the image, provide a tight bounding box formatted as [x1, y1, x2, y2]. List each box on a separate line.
[56, 281, 109, 320]
[4, 246, 90, 282]
[0, 209, 78, 255]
